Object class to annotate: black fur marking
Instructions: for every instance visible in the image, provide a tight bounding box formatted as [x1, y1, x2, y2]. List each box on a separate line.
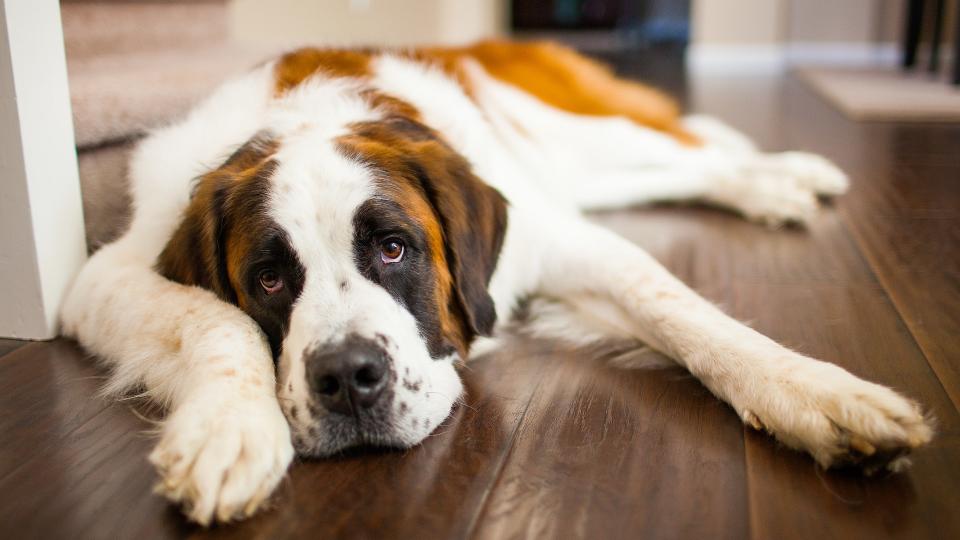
[352, 198, 457, 359]
[240, 228, 305, 358]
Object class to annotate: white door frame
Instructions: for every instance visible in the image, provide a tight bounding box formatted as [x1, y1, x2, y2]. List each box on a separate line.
[0, 0, 86, 340]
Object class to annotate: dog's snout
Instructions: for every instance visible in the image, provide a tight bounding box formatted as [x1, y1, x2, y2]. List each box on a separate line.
[307, 335, 390, 415]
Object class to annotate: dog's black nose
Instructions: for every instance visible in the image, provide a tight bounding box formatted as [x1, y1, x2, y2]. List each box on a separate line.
[306, 336, 390, 416]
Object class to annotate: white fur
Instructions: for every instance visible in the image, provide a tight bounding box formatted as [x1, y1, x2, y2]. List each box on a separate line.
[61, 49, 930, 525]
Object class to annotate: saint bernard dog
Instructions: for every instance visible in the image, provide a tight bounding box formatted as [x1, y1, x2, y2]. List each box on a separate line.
[60, 41, 933, 524]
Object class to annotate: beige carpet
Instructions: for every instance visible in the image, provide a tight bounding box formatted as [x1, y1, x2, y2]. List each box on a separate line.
[68, 44, 282, 148]
[799, 67, 960, 122]
[61, 1, 286, 249]
[63, 1, 286, 148]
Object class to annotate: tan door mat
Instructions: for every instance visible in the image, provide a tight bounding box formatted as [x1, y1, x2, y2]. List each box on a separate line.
[798, 67, 960, 122]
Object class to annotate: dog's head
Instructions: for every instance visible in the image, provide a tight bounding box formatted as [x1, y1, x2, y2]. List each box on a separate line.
[156, 87, 507, 455]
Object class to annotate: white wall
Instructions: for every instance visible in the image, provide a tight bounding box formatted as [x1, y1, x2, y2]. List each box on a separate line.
[0, 0, 86, 339]
[229, 0, 505, 48]
[690, 0, 905, 71]
[693, 0, 787, 45]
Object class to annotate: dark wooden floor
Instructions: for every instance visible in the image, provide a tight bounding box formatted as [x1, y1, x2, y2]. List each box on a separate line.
[2, 59, 959, 539]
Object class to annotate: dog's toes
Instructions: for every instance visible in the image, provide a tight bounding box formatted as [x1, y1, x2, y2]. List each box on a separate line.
[742, 409, 765, 431]
[761, 152, 850, 197]
[745, 357, 933, 475]
[707, 159, 827, 226]
[848, 434, 876, 456]
[832, 418, 929, 475]
[740, 181, 819, 227]
[150, 397, 294, 525]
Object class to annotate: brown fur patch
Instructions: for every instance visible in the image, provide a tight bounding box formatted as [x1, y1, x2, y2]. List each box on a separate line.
[274, 48, 373, 95]
[156, 136, 279, 304]
[418, 40, 700, 145]
[358, 87, 421, 119]
[273, 41, 697, 144]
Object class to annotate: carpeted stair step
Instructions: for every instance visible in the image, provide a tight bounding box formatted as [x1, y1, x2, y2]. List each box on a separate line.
[62, 0, 229, 60]
[60, 1, 286, 249]
[68, 43, 280, 148]
[62, 0, 283, 148]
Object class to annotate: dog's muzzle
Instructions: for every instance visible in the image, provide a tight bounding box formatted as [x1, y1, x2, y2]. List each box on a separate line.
[305, 334, 392, 416]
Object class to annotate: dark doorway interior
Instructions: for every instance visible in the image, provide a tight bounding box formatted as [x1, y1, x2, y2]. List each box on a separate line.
[511, 0, 691, 46]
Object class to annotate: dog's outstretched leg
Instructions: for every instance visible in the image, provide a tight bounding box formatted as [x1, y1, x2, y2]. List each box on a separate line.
[468, 64, 848, 226]
[532, 217, 933, 472]
[60, 237, 294, 524]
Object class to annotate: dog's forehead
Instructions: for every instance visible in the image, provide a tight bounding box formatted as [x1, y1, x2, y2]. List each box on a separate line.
[260, 76, 439, 263]
[267, 133, 375, 267]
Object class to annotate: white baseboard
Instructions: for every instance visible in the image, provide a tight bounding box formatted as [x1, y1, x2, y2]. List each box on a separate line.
[786, 42, 899, 66]
[687, 42, 901, 74]
[686, 44, 786, 74]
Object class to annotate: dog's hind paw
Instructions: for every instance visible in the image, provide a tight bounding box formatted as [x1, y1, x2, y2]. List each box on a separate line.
[740, 356, 933, 475]
[707, 151, 849, 226]
[756, 151, 850, 198]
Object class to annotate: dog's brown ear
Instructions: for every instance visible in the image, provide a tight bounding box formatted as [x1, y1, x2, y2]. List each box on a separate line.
[413, 140, 508, 338]
[156, 174, 237, 302]
[156, 135, 277, 303]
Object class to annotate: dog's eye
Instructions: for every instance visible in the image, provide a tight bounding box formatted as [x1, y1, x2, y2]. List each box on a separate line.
[259, 269, 283, 294]
[379, 238, 404, 264]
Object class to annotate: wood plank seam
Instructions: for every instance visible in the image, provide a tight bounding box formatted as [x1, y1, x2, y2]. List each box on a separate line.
[743, 425, 756, 540]
[463, 375, 546, 540]
[837, 207, 960, 413]
[0, 404, 115, 486]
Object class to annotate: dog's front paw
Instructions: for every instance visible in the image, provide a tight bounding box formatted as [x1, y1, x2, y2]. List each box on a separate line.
[742, 358, 933, 474]
[149, 394, 294, 525]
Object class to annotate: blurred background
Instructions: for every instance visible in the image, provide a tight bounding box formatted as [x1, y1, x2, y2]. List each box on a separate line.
[59, 0, 958, 251]
[227, 1, 960, 123]
[222, 0, 941, 73]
